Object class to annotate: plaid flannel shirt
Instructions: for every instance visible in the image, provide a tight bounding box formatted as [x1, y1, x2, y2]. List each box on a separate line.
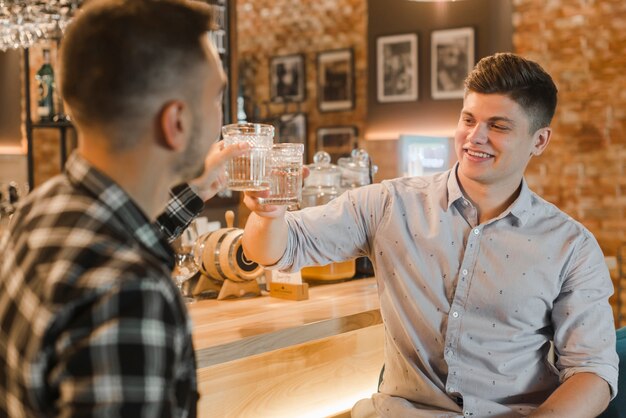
[0, 153, 204, 418]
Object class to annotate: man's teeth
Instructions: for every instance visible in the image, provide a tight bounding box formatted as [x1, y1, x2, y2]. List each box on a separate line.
[466, 150, 492, 158]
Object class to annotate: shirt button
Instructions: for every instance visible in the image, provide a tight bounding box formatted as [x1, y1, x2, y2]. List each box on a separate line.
[464, 412, 470, 416]
[473, 228, 480, 235]
[452, 311, 459, 318]
[462, 269, 468, 275]
[463, 200, 469, 206]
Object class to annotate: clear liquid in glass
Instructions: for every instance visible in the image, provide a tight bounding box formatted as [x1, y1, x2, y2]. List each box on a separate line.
[258, 162, 302, 205]
[226, 147, 270, 191]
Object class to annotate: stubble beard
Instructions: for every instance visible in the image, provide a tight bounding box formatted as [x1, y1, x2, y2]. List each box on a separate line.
[176, 120, 209, 183]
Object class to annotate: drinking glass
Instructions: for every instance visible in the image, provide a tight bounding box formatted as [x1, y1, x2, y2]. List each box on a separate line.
[0, 181, 28, 235]
[0, 182, 9, 235]
[222, 123, 274, 191]
[172, 221, 200, 303]
[258, 143, 304, 206]
[172, 253, 197, 303]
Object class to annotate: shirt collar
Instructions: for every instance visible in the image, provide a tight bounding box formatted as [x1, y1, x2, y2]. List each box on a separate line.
[65, 152, 174, 267]
[445, 162, 533, 226]
[506, 179, 533, 226]
[445, 163, 465, 210]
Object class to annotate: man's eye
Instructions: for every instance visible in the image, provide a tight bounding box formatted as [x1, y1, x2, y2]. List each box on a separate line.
[492, 124, 509, 131]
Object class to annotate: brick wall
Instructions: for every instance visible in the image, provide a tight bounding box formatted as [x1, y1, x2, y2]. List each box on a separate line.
[236, 0, 368, 164]
[24, 1, 369, 187]
[513, 0, 626, 257]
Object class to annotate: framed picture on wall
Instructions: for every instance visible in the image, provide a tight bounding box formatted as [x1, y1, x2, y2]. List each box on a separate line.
[317, 48, 355, 112]
[431, 27, 475, 100]
[277, 113, 308, 161]
[376, 33, 418, 103]
[270, 54, 306, 103]
[316, 126, 358, 163]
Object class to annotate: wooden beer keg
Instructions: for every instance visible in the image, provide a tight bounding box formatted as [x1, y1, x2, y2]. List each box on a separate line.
[194, 211, 263, 283]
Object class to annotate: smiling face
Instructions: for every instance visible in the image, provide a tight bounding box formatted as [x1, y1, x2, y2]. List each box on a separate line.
[454, 92, 551, 196]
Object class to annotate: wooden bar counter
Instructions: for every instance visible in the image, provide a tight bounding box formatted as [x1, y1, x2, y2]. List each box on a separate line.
[188, 277, 384, 418]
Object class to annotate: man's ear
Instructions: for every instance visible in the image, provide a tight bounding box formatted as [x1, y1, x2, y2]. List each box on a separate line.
[531, 127, 552, 156]
[159, 100, 188, 151]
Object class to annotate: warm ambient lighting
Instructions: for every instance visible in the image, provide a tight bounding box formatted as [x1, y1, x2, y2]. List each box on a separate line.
[0, 1, 82, 51]
[0, 145, 26, 155]
[268, 386, 378, 418]
[365, 128, 456, 141]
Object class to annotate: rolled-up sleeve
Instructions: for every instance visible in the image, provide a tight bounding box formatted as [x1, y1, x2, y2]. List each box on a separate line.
[551, 232, 619, 398]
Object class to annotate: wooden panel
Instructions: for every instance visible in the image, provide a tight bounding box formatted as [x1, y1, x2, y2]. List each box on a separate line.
[189, 278, 380, 354]
[196, 309, 381, 368]
[197, 324, 384, 418]
[190, 278, 383, 417]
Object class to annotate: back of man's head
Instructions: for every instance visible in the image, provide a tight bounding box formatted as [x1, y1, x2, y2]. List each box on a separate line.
[464, 52, 558, 133]
[60, 0, 215, 149]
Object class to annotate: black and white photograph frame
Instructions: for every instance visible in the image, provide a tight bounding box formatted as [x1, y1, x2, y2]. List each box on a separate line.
[431, 27, 474, 100]
[376, 33, 418, 103]
[317, 48, 355, 112]
[270, 54, 306, 103]
[277, 113, 308, 161]
[316, 126, 359, 163]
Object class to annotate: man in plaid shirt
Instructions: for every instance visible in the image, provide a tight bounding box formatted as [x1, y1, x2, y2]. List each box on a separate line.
[0, 1, 246, 416]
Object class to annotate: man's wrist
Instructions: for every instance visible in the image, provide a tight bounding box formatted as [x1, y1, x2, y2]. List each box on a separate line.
[187, 181, 212, 202]
[187, 182, 201, 199]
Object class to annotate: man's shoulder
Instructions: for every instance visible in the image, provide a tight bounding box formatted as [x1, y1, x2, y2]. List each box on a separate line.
[24, 175, 103, 213]
[18, 230, 159, 305]
[529, 192, 593, 236]
[377, 172, 449, 201]
[526, 192, 603, 259]
[10, 179, 162, 303]
[17, 176, 128, 242]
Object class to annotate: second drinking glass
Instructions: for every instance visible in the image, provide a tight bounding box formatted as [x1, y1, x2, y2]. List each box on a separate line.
[257, 143, 304, 206]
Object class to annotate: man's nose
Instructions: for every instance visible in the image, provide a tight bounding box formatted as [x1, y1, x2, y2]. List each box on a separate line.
[467, 124, 488, 144]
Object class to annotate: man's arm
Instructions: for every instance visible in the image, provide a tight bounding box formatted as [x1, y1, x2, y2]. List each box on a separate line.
[546, 233, 618, 415]
[241, 194, 289, 266]
[155, 142, 247, 241]
[240, 165, 312, 266]
[155, 183, 205, 242]
[530, 372, 611, 417]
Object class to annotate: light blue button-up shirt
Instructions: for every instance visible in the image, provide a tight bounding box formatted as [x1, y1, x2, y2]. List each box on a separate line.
[275, 166, 618, 417]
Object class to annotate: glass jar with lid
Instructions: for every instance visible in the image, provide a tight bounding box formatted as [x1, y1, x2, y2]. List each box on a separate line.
[300, 151, 355, 282]
[337, 148, 378, 189]
[301, 151, 344, 208]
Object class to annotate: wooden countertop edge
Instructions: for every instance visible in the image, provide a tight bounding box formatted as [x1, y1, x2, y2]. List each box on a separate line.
[195, 308, 382, 369]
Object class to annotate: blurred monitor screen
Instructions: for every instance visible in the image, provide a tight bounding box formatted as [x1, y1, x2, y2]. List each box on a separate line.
[399, 135, 455, 177]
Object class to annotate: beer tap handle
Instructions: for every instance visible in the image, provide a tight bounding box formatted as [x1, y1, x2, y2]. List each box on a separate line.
[225, 210, 235, 228]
